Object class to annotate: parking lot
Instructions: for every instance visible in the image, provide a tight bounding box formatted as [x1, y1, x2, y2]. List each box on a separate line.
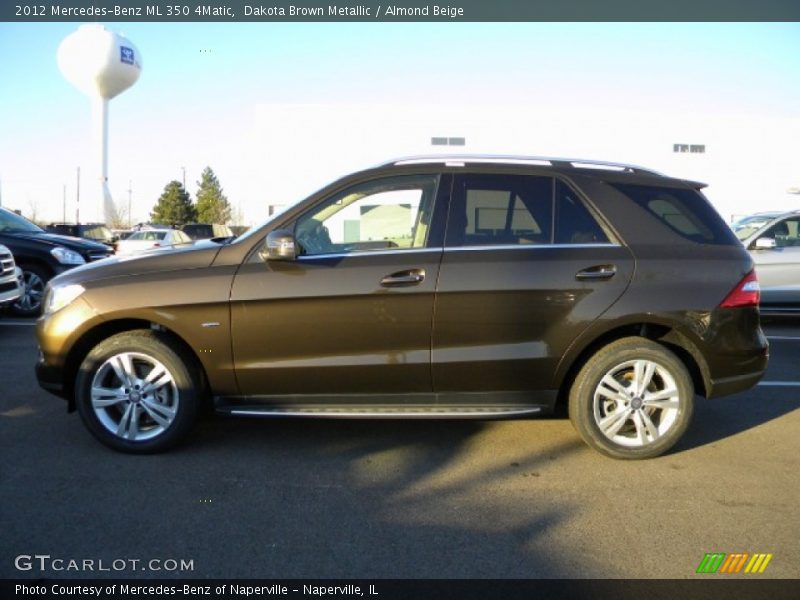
[1, 317, 798, 579]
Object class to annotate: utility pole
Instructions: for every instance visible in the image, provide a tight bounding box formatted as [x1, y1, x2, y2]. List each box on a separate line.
[181, 166, 186, 190]
[76, 166, 81, 223]
[63, 184, 67, 222]
[127, 180, 132, 228]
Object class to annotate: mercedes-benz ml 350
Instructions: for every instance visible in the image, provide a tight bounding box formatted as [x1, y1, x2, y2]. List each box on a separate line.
[35, 156, 768, 458]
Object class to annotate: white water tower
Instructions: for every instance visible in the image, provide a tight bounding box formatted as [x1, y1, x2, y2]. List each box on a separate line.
[57, 25, 142, 224]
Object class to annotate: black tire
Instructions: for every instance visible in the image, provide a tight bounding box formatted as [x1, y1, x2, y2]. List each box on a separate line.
[11, 264, 49, 317]
[75, 330, 199, 453]
[568, 337, 694, 460]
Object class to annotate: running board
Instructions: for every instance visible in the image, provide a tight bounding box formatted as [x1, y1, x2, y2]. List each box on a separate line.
[216, 404, 545, 419]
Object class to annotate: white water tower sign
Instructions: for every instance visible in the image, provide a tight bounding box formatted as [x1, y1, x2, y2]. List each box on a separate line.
[57, 25, 142, 224]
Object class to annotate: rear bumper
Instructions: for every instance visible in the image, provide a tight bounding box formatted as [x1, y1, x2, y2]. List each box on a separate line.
[699, 306, 769, 399]
[707, 368, 767, 399]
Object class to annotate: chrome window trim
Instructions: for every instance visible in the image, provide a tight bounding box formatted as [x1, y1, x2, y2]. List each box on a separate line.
[295, 243, 620, 261]
[296, 247, 443, 261]
[444, 243, 620, 252]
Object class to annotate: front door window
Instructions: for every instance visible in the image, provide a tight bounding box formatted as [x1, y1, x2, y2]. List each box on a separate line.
[294, 175, 439, 256]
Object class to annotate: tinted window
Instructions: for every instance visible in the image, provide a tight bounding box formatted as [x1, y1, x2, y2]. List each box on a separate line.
[609, 182, 737, 245]
[448, 174, 552, 247]
[295, 175, 439, 256]
[447, 175, 608, 247]
[554, 180, 609, 244]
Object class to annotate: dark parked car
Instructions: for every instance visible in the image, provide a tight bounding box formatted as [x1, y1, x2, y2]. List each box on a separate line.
[732, 210, 800, 315]
[35, 156, 768, 458]
[181, 223, 234, 240]
[0, 207, 113, 316]
[45, 223, 118, 248]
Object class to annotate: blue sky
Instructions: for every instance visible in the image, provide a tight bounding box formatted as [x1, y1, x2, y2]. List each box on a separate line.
[1, 22, 799, 223]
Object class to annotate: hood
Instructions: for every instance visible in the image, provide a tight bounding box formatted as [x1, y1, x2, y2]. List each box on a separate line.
[6, 230, 109, 252]
[50, 240, 224, 287]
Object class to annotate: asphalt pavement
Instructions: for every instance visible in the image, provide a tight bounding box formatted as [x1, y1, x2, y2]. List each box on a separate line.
[1, 317, 798, 579]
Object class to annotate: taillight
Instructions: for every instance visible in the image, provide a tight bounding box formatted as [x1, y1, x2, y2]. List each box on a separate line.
[720, 270, 760, 308]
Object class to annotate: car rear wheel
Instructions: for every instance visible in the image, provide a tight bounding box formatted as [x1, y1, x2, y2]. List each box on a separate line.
[75, 330, 199, 453]
[11, 264, 49, 317]
[568, 337, 694, 459]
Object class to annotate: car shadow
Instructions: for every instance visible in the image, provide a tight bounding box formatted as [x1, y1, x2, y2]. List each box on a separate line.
[674, 387, 800, 453]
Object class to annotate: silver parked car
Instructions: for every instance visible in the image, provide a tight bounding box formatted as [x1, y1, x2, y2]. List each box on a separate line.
[0, 244, 23, 307]
[732, 210, 800, 314]
[115, 228, 192, 257]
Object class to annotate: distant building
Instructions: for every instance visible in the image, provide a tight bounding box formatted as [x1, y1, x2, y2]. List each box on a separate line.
[252, 104, 800, 223]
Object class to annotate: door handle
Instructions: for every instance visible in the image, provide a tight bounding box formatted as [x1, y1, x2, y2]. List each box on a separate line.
[575, 265, 617, 281]
[380, 269, 425, 287]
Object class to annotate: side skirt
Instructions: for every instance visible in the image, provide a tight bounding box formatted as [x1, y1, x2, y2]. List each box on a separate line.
[214, 390, 557, 419]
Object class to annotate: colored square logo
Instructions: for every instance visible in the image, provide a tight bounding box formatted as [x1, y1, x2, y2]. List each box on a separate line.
[120, 46, 134, 65]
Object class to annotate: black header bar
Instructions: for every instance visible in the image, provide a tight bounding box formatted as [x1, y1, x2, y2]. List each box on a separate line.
[4, 0, 800, 22]
[4, 579, 800, 600]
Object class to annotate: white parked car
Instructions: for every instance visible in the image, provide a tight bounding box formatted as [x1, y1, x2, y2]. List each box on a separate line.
[0, 244, 23, 307]
[115, 229, 192, 256]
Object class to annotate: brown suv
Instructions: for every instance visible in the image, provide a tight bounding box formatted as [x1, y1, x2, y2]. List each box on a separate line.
[35, 156, 768, 458]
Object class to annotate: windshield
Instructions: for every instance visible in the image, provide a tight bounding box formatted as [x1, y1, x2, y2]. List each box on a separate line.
[84, 226, 114, 240]
[731, 215, 778, 241]
[0, 208, 44, 233]
[128, 231, 167, 241]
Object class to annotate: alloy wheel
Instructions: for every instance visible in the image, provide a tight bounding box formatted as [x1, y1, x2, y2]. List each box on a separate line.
[592, 359, 681, 448]
[90, 352, 179, 441]
[15, 270, 45, 312]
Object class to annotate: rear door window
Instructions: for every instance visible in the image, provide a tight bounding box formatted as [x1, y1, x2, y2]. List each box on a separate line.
[554, 180, 610, 244]
[446, 174, 610, 247]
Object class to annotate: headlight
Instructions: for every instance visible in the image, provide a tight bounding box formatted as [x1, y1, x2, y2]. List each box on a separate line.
[43, 284, 85, 315]
[50, 246, 85, 265]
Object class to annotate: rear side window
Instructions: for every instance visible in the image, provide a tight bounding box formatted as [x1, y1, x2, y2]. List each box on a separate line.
[609, 182, 737, 245]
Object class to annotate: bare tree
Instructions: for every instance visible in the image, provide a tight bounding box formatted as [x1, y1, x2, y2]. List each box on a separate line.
[26, 197, 42, 226]
[108, 201, 130, 229]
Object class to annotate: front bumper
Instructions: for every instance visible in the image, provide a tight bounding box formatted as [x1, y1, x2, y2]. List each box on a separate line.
[34, 295, 100, 410]
[35, 356, 68, 397]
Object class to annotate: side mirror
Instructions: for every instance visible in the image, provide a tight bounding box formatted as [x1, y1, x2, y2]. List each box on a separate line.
[263, 229, 297, 261]
[754, 237, 777, 250]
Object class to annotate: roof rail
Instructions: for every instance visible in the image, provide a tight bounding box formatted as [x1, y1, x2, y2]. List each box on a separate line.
[382, 155, 664, 176]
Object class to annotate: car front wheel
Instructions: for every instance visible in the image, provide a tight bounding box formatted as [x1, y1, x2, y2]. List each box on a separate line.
[75, 330, 199, 453]
[568, 337, 694, 459]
